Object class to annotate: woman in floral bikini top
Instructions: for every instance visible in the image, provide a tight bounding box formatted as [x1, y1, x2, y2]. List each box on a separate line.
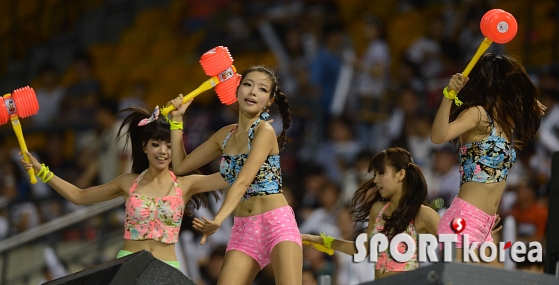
[20, 106, 228, 269]
[431, 53, 543, 262]
[302, 148, 440, 280]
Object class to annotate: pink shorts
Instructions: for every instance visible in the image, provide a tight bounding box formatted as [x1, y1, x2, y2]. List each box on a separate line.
[226, 206, 302, 269]
[438, 196, 496, 249]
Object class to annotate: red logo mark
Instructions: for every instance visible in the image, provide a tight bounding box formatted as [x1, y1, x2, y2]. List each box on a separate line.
[503, 241, 512, 250]
[451, 218, 466, 234]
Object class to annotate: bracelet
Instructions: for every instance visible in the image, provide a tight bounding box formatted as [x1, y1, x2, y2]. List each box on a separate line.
[36, 163, 54, 183]
[168, 120, 183, 131]
[443, 87, 463, 106]
[320, 232, 335, 249]
[43, 172, 54, 183]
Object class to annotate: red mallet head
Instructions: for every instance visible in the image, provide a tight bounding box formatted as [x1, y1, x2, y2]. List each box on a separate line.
[0, 86, 39, 124]
[199, 46, 239, 105]
[215, 73, 241, 105]
[481, 9, 518, 44]
[199, 46, 234, 77]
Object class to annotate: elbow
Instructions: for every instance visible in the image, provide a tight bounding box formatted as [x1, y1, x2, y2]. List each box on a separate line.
[430, 133, 445, 144]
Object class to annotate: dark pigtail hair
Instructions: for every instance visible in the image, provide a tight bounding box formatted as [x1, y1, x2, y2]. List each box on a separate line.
[349, 147, 428, 240]
[273, 85, 292, 150]
[116, 107, 219, 216]
[239, 65, 292, 150]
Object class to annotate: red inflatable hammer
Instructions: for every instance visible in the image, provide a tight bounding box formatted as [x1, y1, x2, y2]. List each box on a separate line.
[0, 86, 39, 184]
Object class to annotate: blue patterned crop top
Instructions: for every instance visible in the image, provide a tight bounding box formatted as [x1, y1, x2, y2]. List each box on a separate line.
[458, 112, 516, 186]
[219, 112, 283, 202]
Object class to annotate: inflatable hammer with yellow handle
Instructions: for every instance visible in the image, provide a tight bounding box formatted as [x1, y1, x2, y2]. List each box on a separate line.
[302, 241, 335, 256]
[445, 9, 518, 103]
[0, 86, 39, 184]
[160, 46, 239, 117]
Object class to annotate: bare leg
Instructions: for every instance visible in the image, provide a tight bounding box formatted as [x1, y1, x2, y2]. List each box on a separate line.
[270, 241, 303, 285]
[217, 250, 261, 285]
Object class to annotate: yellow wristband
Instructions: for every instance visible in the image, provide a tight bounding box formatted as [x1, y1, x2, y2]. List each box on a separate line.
[443, 87, 463, 106]
[169, 120, 183, 131]
[36, 164, 46, 177]
[320, 232, 335, 249]
[43, 172, 54, 183]
[36, 163, 52, 183]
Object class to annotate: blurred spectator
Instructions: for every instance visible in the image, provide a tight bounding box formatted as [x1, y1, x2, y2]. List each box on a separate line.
[299, 182, 342, 238]
[341, 150, 374, 205]
[1, 159, 40, 235]
[508, 178, 548, 244]
[427, 144, 460, 208]
[309, 20, 346, 132]
[61, 51, 102, 125]
[335, 208, 375, 285]
[199, 244, 226, 285]
[311, 116, 363, 185]
[371, 87, 420, 152]
[297, 164, 327, 221]
[118, 80, 149, 119]
[302, 267, 318, 285]
[95, 97, 132, 184]
[353, 14, 391, 148]
[404, 15, 446, 80]
[32, 61, 65, 128]
[391, 112, 437, 169]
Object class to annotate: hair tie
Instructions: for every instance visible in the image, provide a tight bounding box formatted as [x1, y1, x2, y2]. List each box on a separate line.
[407, 162, 412, 168]
[138, 106, 160, 126]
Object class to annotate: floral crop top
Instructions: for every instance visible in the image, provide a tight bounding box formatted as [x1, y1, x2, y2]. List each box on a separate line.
[459, 113, 516, 186]
[370, 202, 419, 273]
[124, 170, 184, 244]
[219, 112, 282, 202]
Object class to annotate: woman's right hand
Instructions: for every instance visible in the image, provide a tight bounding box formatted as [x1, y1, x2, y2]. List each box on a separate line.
[301, 234, 323, 245]
[447, 73, 469, 93]
[19, 151, 42, 173]
[167, 94, 193, 121]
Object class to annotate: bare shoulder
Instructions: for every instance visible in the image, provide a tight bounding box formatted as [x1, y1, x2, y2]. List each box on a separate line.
[369, 201, 387, 219]
[416, 205, 441, 233]
[458, 106, 485, 122]
[214, 124, 238, 141]
[118, 173, 140, 191]
[254, 121, 276, 136]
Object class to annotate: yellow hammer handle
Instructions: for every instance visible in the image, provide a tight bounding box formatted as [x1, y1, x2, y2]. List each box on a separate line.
[10, 116, 37, 184]
[302, 241, 335, 255]
[447, 37, 493, 98]
[161, 76, 221, 117]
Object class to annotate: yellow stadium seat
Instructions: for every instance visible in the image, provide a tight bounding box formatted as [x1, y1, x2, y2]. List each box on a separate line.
[88, 43, 116, 65]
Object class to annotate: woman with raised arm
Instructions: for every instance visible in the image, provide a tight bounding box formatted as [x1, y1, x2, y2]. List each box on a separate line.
[168, 65, 301, 285]
[19, 107, 228, 269]
[431, 53, 544, 262]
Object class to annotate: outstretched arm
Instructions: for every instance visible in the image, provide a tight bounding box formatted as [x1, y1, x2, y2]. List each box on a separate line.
[20, 151, 126, 205]
[193, 125, 277, 244]
[184, 172, 229, 196]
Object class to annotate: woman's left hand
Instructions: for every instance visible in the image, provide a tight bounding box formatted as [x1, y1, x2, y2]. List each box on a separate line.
[537, 100, 547, 115]
[193, 216, 220, 245]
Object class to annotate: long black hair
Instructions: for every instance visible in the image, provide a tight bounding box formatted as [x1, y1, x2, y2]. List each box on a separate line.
[238, 65, 292, 150]
[349, 147, 428, 240]
[449, 53, 541, 149]
[117, 107, 218, 216]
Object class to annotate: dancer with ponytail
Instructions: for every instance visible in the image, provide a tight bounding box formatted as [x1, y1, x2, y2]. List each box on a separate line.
[302, 147, 440, 280]
[19, 107, 228, 269]
[168, 65, 301, 285]
[431, 53, 544, 262]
